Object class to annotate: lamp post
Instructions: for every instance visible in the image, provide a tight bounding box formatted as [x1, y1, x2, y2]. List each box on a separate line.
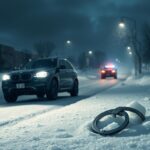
[65, 40, 72, 57]
[129, 51, 132, 55]
[118, 17, 142, 75]
[126, 46, 132, 55]
[86, 50, 93, 68]
[88, 50, 93, 55]
[66, 40, 71, 45]
[118, 22, 125, 29]
[127, 46, 131, 51]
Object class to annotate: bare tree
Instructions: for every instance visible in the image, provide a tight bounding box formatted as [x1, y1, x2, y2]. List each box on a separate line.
[34, 41, 56, 58]
[143, 23, 150, 64]
[0, 50, 5, 71]
[78, 52, 87, 69]
[94, 51, 107, 68]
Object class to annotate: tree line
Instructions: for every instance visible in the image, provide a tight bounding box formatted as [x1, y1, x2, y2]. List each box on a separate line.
[142, 23, 150, 69]
[0, 40, 107, 71]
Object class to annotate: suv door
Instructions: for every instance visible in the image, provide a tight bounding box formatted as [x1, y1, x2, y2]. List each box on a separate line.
[58, 59, 68, 89]
[64, 60, 75, 88]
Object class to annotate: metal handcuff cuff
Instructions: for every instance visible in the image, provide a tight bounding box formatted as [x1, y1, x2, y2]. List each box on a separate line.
[92, 107, 145, 136]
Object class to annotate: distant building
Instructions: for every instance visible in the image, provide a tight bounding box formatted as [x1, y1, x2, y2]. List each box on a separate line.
[0, 44, 34, 71]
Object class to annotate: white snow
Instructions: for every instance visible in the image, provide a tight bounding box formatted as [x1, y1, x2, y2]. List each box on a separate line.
[98, 115, 124, 131]
[102, 122, 120, 131]
[0, 72, 150, 150]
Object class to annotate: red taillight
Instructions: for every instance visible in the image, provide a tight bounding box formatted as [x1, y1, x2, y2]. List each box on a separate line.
[101, 70, 106, 74]
[112, 70, 116, 73]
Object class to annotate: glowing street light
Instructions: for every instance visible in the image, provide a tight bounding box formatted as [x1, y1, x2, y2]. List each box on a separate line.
[129, 51, 132, 55]
[64, 40, 72, 57]
[127, 46, 131, 51]
[118, 22, 125, 28]
[127, 46, 131, 50]
[66, 40, 71, 45]
[87, 50, 93, 68]
[127, 46, 132, 55]
[88, 50, 93, 55]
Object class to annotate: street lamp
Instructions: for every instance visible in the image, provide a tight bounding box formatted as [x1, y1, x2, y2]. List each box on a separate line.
[127, 46, 132, 54]
[129, 51, 132, 55]
[87, 50, 93, 68]
[119, 22, 125, 28]
[118, 16, 141, 75]
[66, 40, 71, 45]
[127, 46, 131, 51]
[126, 46, 132, 56]
[88, 50, 93, 55]
[64, 40, 72, 57]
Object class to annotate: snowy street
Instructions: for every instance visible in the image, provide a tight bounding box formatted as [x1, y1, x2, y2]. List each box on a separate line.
[0, 72, 150, 150]
[0, 71, 121, 128]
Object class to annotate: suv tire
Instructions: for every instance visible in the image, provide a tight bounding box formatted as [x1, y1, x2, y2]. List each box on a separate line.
[4, 93, 17, 103]
[37, 93, 45, 99]
[70, 79, 79, 97]
[46, 79, 58, 100]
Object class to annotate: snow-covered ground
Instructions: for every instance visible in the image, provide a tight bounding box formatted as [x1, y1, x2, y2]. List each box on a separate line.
[0, 72, 150, 150]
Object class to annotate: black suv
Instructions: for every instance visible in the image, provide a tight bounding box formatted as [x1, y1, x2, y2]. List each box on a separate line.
[2, 58, 79, 103]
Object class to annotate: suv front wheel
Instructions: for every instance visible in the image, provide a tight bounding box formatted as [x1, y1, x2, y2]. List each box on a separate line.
[70, 79, 79, 97]
[36, 93, 45, 99]
[46, 79, 58, 100]
[4, 92, 18, 103]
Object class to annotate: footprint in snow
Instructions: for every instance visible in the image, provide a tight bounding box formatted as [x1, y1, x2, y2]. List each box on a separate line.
[55, 128, 66, 132]
[48, 146, 62, 150]
[128, 143, 137, 148]
[55, 133, 73, 138]
[32, 137, 40, 141]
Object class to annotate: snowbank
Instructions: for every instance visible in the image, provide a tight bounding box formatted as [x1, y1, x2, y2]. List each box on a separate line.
[126, 75, 150, 86]
[0, 74, 150, 150]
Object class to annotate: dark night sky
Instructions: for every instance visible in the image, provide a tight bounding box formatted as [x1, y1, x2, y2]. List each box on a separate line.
[0, 0, 150, 59]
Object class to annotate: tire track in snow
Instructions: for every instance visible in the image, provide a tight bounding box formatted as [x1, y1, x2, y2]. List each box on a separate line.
[0, 106, 60, 127]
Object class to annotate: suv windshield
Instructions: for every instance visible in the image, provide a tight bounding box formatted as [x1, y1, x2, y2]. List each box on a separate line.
[25, 59, 57, 69]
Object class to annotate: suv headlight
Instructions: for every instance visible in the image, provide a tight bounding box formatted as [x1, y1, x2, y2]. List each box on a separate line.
[34, 71, 48, 78]
[2, 74, 10, 81]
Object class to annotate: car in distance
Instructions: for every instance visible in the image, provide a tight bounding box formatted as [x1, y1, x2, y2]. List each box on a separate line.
[100, 64, 117, 79]
[2, 58, 79, 103]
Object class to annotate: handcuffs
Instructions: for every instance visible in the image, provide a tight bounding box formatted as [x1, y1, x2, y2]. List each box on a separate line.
[92, 107, 145, 136]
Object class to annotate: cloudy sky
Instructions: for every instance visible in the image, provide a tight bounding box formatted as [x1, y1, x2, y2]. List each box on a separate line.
[0, 0, 149, 59]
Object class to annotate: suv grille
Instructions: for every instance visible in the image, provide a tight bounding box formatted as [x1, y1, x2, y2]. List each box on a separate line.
[11, 73, 32, 82]
[21, 73, 31, 81]
[11, 74, 20, 82]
